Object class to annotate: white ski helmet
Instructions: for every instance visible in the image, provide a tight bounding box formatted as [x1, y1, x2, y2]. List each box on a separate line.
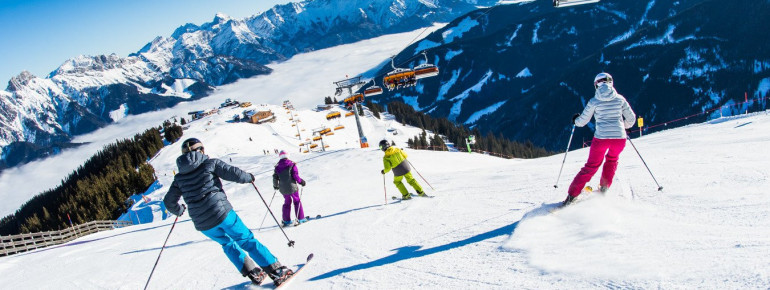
[594, 72, 613, 89]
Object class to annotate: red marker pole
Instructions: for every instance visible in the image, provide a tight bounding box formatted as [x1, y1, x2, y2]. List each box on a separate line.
[67, 213, 78, 238]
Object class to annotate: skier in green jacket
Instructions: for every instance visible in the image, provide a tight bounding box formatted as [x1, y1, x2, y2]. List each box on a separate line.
[379, 140, 426, 200]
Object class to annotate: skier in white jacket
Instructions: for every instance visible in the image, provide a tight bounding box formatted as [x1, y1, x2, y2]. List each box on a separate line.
[564, 72, 636, 206]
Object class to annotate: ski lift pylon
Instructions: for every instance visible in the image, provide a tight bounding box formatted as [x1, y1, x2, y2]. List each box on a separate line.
[414, 51, 439, 80]
[553, 0, 600, 8]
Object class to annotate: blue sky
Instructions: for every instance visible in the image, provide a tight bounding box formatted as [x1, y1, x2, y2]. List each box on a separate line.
[0, 0, 293, 84]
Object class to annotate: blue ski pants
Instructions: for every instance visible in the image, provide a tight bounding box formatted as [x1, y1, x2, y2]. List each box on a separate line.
[201, 210, 278, 271]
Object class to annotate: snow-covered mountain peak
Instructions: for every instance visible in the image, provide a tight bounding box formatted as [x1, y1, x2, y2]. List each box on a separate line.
[214, 12, 232, 22]
[6, 71, 36, 91]
[52, 54, 130, 76]
[170, 23, 201, 39]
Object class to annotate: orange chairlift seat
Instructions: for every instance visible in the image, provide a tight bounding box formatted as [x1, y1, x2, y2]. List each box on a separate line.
[326, 111, 341, 120]
[343, 94, 364, 108]
[363, 82, 383, 96]
[383, 56, 416, 91]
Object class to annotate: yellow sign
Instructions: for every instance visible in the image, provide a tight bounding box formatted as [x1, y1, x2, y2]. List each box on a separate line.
[637, 117, 644, 127]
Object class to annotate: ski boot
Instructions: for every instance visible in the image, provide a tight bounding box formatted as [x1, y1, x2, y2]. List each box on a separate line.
[242, 260, 267, 285]
[267, 266, 295, 286]
[599, 185, 609, 194]
[401, 193, 412, 200]
[282, 220, 294, 227]
[244, 267, 267, 285]
[297, 217, 308, 224]
[417, 191, 427, 197]
[561, 195, 576, 207]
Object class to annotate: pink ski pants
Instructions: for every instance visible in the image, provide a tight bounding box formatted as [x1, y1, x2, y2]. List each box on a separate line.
[568, 138, 626, 197]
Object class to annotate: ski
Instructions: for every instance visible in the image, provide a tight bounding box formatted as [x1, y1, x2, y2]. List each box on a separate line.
[550, 186, 595, 213]
[293, 215, 322, 227]
[391, 194, 434, 201]
[273, 253, 314, 289]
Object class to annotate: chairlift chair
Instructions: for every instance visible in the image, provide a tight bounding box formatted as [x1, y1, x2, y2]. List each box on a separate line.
[363, 80, 383, 96]
[553, 0, 600, 8]
[383, 56, 416, 91]
[414, 51, 440, 80]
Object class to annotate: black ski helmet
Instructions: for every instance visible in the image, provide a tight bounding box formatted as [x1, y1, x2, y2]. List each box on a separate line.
[181, 138, 203, 153]
[379, 139, 391, 151]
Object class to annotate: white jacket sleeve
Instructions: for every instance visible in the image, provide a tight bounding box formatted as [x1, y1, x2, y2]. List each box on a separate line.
[575, 99, 597, 127]
[621, 99, 636, 129]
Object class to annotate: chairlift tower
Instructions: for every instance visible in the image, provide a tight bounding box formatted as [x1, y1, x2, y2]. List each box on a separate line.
[312, 127, 327, 152]
[334, 76, 370, 148]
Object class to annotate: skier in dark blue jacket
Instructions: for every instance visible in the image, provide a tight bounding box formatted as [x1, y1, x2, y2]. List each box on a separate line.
[164, 138, 293, 285]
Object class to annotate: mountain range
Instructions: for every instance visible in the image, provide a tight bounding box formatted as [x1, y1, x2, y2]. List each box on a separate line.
[0, 0, 496, 169]
[370, 0, 770, 150]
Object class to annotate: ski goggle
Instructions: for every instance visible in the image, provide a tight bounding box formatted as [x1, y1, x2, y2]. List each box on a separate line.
[380, 145, 388, 151]
[182, 142, 203, 153]
[594, 77, 613, 88]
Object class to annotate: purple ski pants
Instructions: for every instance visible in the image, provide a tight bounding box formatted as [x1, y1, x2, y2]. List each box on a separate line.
[282, 191, 304, 222]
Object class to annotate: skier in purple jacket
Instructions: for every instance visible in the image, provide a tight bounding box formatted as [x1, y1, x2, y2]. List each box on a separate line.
[272, 150, 307, 226]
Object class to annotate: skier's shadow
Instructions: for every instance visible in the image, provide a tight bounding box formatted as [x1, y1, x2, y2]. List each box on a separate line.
[309, 202, 560, 281]
[120, 239, 208, 255]
[309, 220, 521, 281]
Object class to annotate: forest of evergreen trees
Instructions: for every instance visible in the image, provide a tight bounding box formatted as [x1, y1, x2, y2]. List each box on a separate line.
[406, 130, 448, 151]
[0, 128, 166, 235]
[366, 100, 383, 119]
[323, 96, 339, 104]
[385, 101, 554, 159]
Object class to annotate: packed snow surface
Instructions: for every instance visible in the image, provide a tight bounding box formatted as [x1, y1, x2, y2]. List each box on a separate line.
[1, 105, 769, 288]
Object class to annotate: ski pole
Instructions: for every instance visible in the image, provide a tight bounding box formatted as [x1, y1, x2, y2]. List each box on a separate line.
[406, 160, 434, 191]
[258, 191, 278, 232]
[554, 125, 576, 188]
[382, 174, 387, 204]
[144, 215, 179, 290]
[626, 136, 663, 191]
[251, 182, 295, 247]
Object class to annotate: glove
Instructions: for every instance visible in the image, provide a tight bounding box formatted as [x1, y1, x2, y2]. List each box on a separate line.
[250, 174, 255, 182]
[299, 180, 306, 187]
[273, 186, 279, 190]
[572, 113, 580, 124]
[381, 170, 385, 175]
[178, 204, 186, 217]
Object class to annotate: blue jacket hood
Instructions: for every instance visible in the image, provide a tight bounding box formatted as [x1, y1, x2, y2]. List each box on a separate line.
[177, 151, 208, 174]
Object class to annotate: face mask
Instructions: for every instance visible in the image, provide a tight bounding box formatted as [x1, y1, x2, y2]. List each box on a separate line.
[596, 82, 613, 95]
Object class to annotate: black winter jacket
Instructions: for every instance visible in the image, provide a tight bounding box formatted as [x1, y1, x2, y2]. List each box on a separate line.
[163, 151, 253, 231]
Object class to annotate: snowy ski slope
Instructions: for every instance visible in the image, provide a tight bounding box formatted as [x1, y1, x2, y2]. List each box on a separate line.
[1, 105, 769, 289]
